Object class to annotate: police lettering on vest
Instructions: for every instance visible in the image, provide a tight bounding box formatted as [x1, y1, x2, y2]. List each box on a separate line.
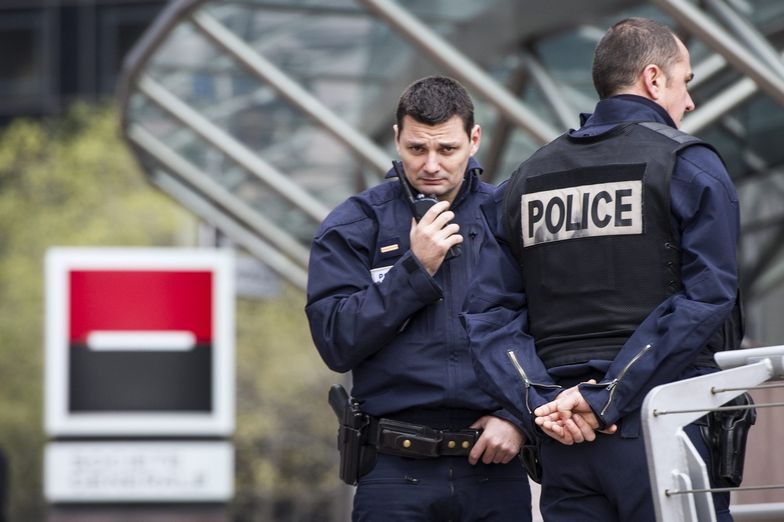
[521, 180, 643, 247]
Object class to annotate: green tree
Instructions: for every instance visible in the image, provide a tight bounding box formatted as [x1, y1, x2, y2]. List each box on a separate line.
[234, 288, 341, 521]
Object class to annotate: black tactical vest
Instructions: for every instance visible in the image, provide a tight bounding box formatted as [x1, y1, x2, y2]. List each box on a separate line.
[502, 122, 742, 369]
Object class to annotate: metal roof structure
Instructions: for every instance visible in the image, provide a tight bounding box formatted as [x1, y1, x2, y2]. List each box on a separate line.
[118, 0, 784, 316]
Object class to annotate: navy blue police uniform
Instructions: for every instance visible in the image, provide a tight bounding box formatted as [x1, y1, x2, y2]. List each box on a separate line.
[306, 158, 532, 522]
[461, 95, 740, 522]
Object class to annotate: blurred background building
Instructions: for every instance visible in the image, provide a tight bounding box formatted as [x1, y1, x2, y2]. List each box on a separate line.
[0, 0, 166, 123]
[1, 0, 784, 520]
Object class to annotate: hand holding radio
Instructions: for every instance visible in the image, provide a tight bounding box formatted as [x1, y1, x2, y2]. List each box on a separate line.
[393, 161, 463, 275]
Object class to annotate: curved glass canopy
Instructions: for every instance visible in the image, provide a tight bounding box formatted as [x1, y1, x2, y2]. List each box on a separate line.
[119, 0, 784, 316]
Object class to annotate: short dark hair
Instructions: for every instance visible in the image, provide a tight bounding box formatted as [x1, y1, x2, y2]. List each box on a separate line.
[396, 75, 475, 137]
[592, 17, 681, 99]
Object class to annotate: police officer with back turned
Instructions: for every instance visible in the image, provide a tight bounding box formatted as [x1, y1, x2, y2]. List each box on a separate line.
[306, 76, 531, 521]
[461, 18, 746, 522]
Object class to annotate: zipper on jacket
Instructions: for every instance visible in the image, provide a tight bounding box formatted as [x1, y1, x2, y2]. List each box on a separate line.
[600, 343, 653, 416]
[507, 350, 533, 414]
[507, 350, 560, 414]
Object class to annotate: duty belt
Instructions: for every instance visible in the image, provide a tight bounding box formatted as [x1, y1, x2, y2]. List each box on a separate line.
[369, 417, 481, 459]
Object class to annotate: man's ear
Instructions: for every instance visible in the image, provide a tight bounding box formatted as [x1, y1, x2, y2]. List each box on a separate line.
[469, 124, 481, 156]
[393, 124, 401, 155]
[642, 64, 665, 101]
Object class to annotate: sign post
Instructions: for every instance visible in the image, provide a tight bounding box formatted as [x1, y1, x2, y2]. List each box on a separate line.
[43, 248, 234, 513]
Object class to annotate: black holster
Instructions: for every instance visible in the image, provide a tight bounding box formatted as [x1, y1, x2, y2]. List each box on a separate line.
[700, 392, 757, 488]
[336, 420, 376, 486]
[328, 384, 377, 486]
[520, 440, 543, 484]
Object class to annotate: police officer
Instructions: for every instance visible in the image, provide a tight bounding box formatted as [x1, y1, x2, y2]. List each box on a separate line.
[461, 18, 741, 522]
[306, 76, 532, 521]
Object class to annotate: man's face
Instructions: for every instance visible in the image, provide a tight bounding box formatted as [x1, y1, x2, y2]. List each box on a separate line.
[659, 37, 695, 127]
[394, 115, 481, 204]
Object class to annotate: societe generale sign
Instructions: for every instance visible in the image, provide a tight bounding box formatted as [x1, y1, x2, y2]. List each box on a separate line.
[44, 248, 235, 437]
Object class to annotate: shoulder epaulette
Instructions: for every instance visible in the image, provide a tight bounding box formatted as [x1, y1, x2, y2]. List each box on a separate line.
[637, 121, 701, 146]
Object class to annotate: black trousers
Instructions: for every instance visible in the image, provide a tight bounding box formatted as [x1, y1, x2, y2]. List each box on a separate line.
[353, 453, 532, 522]
[538, 423, 731, 522]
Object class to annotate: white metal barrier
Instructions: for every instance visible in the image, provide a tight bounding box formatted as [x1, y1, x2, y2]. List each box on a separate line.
[642, 345, 784, 522]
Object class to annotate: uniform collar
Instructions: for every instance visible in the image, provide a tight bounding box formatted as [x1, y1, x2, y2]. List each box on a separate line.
[452, 157, 483, 207]
[574, 94, 677, 136]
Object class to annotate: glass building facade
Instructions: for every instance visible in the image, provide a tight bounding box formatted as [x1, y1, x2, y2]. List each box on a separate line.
[0, 0, 166, 122]
[119, 0, 784, 318]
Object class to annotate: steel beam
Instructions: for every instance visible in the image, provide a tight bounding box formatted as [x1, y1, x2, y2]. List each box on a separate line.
[681, 76, 756, 134]
[128, 123, 311, 269]
[482, 61, 529, 184]
[689, 53, 727, 90]
[153, 172, 309, 291]
[190, 10, 391, 176]
[703, 0, 784, 81]
[137, 75, 330, 223]
[651, 0, 784, 107]
[522, 53, 577, 130]
[358, 0, 561, 144]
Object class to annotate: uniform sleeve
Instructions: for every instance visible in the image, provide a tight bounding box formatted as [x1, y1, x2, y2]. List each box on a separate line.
[305, 209, 443, 373]
[580, 146, 740, 427]
[460, 188, 563, 436]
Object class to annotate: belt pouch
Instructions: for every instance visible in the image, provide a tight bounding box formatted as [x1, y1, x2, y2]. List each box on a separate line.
[376, 418, 441, 458]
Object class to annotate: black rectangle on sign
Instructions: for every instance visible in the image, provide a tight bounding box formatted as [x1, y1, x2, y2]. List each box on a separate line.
[68, 344, 213, 412]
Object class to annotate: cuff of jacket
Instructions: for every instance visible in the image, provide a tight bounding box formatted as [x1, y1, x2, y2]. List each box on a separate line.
[579, 384, 615, 429]
[532, 386, 563, 407]
[401, 251, 442, 301]
[518, 386, 564, 440]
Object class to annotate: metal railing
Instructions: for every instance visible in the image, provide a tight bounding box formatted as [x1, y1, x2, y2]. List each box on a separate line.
[642, 345, 784, 522]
